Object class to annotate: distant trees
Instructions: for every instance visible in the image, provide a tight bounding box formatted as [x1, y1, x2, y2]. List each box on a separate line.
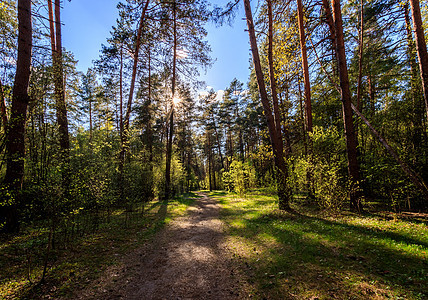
[201, 0, 428, 211]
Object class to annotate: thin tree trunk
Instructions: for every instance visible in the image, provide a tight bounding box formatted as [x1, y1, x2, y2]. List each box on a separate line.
[213, 124, 225, 170]
[123, 0, 150, 135]
[208, 132, 212, 191]
[0, 78, 8, 129]
[3, 0, 32, 232]
[409, 0, 428, 120]
[147, 47, 153, 169]
[48, 0, 70, 190]
[351, 103, 428, 202]
[331, 0, 363, 212]
[165, 0, 177, 200]
[296, 0, 315, 198]
[267, 0, 283, 141]
[53, 0, 70, 156]
[120, 0, 150, 179]
[356, 0, 364, 112]
[322, 0, 336, 51]
[296, 0, 312, 132]
[298, 76, 307, 157]
[404, 3, 423, 150]
[244, 0, 291, 210]
[119, 45, 124, 141]
[89, 97, 92, 143]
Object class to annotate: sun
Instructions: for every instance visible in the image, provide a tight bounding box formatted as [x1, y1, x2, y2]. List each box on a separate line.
[173, 97, 181, 105]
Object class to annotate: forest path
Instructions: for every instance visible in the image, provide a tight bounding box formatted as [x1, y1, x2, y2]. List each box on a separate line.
[76, 192, 249, 300]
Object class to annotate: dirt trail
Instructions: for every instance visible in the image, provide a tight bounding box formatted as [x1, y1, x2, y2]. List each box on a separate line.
[76, 192, 248, 300]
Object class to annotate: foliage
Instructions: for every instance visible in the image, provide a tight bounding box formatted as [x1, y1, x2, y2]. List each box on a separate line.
[222, 159, 256, 195]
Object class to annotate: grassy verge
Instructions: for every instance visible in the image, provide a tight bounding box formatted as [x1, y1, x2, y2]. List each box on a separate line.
[211, 191, 427, 300]
[0, 192, 199, 299]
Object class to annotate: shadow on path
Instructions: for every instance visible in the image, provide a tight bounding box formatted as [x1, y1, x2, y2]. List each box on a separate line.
[88, 192, 247, 300]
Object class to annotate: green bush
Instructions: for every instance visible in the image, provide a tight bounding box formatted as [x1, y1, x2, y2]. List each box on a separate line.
[222, 159, 256, 195]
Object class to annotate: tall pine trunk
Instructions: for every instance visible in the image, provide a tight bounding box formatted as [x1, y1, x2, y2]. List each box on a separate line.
[120, 0, 150, 195]
[404, 3, 424, 151]
[165, 1, 177, 199]
[356, 0, 364, 112]
[48, 0, 70, 190]
[409, 0, 428, 120]
[296, 0, 312, 132]
[331, 0, 363, 212]
[0, 78, 7, 130]
[244, 0, 292, 210]
[3, 0, 32, 232]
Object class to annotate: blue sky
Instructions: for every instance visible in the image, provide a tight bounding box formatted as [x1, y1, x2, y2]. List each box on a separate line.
[61, 0, 251, 92]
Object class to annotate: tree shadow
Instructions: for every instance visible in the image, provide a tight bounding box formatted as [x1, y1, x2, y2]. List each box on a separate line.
[222, 202, 427, 299]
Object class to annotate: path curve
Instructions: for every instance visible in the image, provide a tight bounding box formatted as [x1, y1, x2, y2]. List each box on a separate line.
[77, 192, 248, 300]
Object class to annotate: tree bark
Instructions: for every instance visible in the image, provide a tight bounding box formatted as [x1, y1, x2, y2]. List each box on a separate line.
[267, 0, 283, 141]
[296, 0, 312, 132]
[51, 0, 70, 156]
[123, 0, 150, 136]
[0, 78, 8, 130]
[356, 0, 364, 112]
[331, 0, 363, 212]
[244, 0, 291, 210]
[3, 0, 32, 232]
[404, 3, 423, 151]
[213, 123, 225, 170]
[165, 0, 177, 200]
[409, 0, 428, 120]
[48, 0, 70, 191]
[120, 0, 150, 180]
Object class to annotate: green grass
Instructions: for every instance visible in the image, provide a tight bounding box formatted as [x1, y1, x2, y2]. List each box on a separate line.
[0, 192, 199, 299]
[212, 191, 427, 300]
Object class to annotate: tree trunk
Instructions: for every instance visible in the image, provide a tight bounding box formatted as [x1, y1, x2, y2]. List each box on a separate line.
[244, 0, 291, 210]
[356, 0, 364, 112]
[0, 78, 8, 130]
[165, 0, 177, 200]
[147, 47, 154, 176]
[267, 0, 283, 139]
[314, 38, 428, 204]
[296, 0, 312, 132]
[119, 45, 124, 142]
[351, 103, 428, 202]
[213, 124, 225, 170]
[404, 3, 423, 151]
[331, 0, 363, 212]
[208, 132, 212, 191]
[409, 0, 428, 120]
[48, 0, 70, 190]
[89, 97, 92, 143]
[51, 0, 70, 155]
[123, 0, 150, 137]
[120, 0, 150, 183]
[3, 0, 32, 232]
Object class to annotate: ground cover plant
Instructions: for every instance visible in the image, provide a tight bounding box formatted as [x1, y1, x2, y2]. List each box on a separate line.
[0, 193, 198, 299]
[212, 191, 428, 299]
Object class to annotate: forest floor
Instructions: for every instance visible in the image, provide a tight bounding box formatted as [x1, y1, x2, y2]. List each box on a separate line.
[2, 191, 427, 299]
[69, 191, 427, 300]
[71, 192, 250, 299]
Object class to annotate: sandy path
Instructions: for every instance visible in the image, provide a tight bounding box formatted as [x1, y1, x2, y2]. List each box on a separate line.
[76, 192, 248, 300]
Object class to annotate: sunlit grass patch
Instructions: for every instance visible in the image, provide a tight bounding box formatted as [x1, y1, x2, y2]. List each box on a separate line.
[213, 190, 428, 300]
